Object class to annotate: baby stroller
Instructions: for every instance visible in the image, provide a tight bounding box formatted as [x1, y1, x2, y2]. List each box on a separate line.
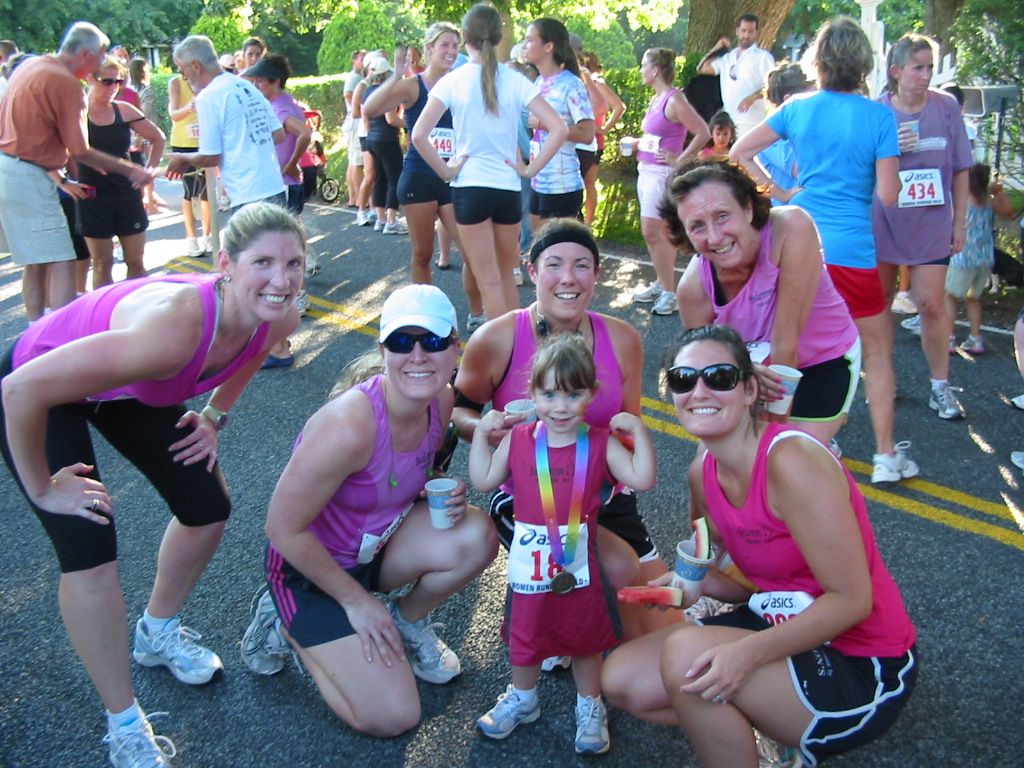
[302, 109, 340, 204]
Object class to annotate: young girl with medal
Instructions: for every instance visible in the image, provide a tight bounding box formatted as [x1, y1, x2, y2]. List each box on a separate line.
[469, 334, 656, 754]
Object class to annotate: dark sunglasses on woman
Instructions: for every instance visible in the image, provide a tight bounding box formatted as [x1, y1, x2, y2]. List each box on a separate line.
[382, 330, 455, 354]
[666, 363, 744, 394]
[97, 77, 125, 86]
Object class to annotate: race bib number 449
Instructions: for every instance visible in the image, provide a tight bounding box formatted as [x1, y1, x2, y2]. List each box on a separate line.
[898, 168, 944, 208]
[429, 127, 454, 160]
[508, 520, 590, 594]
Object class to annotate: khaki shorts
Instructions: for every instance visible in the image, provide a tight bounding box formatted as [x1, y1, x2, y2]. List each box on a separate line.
[347, 122, 364, 167]
[0, 153, 75, 265]
[945, 264, 990, 299]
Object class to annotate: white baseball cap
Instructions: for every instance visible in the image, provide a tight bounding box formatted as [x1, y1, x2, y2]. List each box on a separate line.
[379, 284, 457, 342]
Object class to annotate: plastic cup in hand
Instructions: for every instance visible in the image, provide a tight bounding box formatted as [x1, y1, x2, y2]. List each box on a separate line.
[671, 539, 715, 605]
[424, 478, 458, 529]
[504, 399, 537, 423]
[902, 120, 920, 150]
[619, 137, 635, 157]
[764, 364, 803, 417]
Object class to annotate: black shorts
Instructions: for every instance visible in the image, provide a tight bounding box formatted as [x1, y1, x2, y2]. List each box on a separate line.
[265, 545, 384, 648]
[398, 169, 452, 206]
[701, 608, 918, 767]
[529, 188, 584, 220]
[576, 148, 598, 178]
[0, 347, 231, 573]
[170, 146, 208, 201]
[59, 195, 90, 261]
[76, 192, 149, 239]
[489, 487, 658, 561]
[790, 347, 859, 422]
[452, 186, 521, 226]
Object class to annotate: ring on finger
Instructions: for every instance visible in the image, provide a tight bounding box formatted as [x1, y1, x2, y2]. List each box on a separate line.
[713, 694, 725, 704]
[90, 498, 99, 512]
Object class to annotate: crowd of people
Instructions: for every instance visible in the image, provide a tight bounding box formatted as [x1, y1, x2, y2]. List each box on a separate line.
[0, 6, 1021, 768]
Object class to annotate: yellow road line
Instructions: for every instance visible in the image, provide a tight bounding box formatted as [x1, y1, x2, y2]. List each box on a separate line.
[161, 258, 1023, 548]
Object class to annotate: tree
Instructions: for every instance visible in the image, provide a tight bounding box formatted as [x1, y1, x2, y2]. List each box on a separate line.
[684, 0, 796, 58]
[925, 0, 966, 57]
[317, 0, 395, 74]
[190, 10, 247, 58]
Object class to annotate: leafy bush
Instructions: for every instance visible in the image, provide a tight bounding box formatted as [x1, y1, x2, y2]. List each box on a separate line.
[317, 1, 395, 75]
[189, 12, 248, 58]
[150, 72, 174, 140]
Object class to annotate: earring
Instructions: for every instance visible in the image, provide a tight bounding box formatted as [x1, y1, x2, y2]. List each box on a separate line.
[222, 274, 232, 284]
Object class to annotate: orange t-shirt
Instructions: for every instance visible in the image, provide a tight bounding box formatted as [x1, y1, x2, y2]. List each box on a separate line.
[0, 55, 88, 170]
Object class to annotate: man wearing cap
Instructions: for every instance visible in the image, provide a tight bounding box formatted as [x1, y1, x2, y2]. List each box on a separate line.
[0, 21, 152, 320]
[166, 35, 285, 213]
[697, 13, 774, 138]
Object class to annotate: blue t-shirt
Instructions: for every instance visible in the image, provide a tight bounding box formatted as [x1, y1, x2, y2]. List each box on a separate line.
[757, 140, 796, 207]
[767, 90, 898, 268]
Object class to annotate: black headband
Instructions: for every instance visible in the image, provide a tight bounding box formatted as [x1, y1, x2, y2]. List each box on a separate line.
[528, 227, 600, 267]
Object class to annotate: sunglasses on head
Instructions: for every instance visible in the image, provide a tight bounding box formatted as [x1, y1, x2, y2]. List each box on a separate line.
[97, 77, 124, 86]
[666, 363, 744, 394]
[382, 330, 454, 354]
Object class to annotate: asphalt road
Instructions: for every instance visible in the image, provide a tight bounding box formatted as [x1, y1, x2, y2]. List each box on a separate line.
[1, 182, 1021, 767]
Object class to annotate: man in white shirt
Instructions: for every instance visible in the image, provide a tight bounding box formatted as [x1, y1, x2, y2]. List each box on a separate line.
[697, 13, 775, 138]
[167, 35, 285, 213]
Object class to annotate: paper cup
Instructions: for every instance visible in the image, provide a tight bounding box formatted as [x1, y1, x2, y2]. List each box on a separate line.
[504, 399, 537, 423]
[764, 364, 803, 416]
[671, 539, 715, 605]
[619, 137, 635, 157]
[902, 120, 920, 150]
[424, 477, 457, 529]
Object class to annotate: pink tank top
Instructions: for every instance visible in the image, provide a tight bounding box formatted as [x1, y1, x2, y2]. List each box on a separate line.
[303, 374, 442, 569]
[12, 275, 269, 406]
[698, 222, 858, 367]
[702, 424, 917, 657]
[637, 88, 687, 165]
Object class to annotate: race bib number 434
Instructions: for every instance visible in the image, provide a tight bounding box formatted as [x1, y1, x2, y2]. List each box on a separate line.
[508, 520, 590, 594]
[898, 168, 944, 208]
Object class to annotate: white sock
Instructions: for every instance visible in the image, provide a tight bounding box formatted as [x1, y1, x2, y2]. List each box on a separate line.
[142, 609, 178, 634]
[577, 692, 600, 706]
[930, 378, 947, 390]
[107, 700, 144, 732]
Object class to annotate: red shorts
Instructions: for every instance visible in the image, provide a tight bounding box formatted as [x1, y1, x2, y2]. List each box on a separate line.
[826, 264, 887, 319]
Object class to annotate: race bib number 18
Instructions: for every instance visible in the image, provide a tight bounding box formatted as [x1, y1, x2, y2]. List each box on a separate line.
[507, 520, 590, 594]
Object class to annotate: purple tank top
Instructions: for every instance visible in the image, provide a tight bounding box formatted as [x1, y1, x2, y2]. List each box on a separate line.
[305, 374, 442, 569]
[493, 309, 623, 425]
[12, 274, 270, 406]
[698, 222, 858, 367]
[701, 424, 917, 657]
[637, 88, 687, 165]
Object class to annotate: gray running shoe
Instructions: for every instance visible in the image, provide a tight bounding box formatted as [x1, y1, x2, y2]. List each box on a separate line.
[755, 729, 802, 768]
[631, 281, 662, 304]
[477, 685, 541, 739]
[389, 602, 461, 684]
[574, 695, 610, 754]
[133, 618, 223, 685]
[241, 585, 290, 676]
[929, 382, 964, 420]
[651, 290, 678, 315]
[103, 712, 177, 768]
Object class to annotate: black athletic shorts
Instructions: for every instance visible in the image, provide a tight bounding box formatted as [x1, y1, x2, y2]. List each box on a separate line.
[266, 544, 385, 648]
[576, 148, 598, 178]
[489, 487, 658, 562]
[170, 145, 208, 201]
[529, 188, 584, 220]
[76, 192, 148, 239]
[398, 169, 452, 206]
[700, 607, 918, 767]
[452, 186, 521, 226]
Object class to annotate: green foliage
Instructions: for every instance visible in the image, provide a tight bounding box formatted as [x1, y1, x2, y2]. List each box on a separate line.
[317, 0, 395, 75]
[951, 0, 1023, 181]
[778, 0, 924, 55]
[592, 172, 644, 247]
[289, 74, 349, 137]
[189, 11, 247, 57]
[149, 71, 173, 138]
[560, 11, 637, 69]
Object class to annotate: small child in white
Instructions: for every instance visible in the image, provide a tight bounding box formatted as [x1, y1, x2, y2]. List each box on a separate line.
[469, 334, 656, 754]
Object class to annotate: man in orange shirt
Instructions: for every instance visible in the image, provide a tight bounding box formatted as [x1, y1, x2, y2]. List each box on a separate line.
[0, 21, 151, 320]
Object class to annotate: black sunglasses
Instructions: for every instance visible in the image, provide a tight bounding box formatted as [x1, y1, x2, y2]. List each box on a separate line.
[666, 364, 744, 394]
[382, 330, 454, 354]
[97, 77, 125, 86]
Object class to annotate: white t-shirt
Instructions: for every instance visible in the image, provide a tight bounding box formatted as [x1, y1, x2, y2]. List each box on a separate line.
[711, 44, 775, 136]
[429, 62, 540, 191]
[197, 73, 284, 206]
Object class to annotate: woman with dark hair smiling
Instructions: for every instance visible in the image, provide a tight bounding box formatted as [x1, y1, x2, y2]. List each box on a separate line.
[603, 324, 918, 768]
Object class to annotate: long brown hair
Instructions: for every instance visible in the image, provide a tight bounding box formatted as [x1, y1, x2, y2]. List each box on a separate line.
[462, 4, 502, 114]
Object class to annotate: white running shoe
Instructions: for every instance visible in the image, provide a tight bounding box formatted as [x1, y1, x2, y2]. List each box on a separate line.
[389, 603, 461, 684]
[651, 290, 678, 315]
[871, 441, 920, 484]
[631, 281, 662, 304]
[1011, 451, 1024, 471]
[240, 586, 290, 676]
[477, 685, 541, 739]
[540, 655, 571, 673]
[574, 696, 610, 754]
[132, 618, 223, 685]
[755, 729, 802, 768]
[900, 315, 921, 335]
[890, 291, 917, 314]
[104, 712, 177, 768]
[929, 382, 964, 420]
[1011, 394, 1024, 411]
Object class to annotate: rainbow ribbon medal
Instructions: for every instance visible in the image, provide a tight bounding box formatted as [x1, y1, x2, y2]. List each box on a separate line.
[535, 422, 589, 594]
